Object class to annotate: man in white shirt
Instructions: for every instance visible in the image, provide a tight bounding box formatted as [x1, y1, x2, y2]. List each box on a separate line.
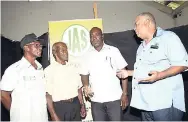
[117, 12, 188, 121]
[80, 27, 129, 121]
[1, 33, 48, 121]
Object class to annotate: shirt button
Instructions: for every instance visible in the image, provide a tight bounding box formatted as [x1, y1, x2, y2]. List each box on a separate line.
[133, 87, 136, 90]
[139, 59, 141, 61]
[186, 60, 187, 62]
[133, 77, 136, 79]
[150, 51, 152, 53]
[135, 67, 137, 69]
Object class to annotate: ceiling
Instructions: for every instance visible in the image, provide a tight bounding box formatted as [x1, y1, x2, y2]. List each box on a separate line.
[142, 1, 188, 19]
[154, 1, 185, 10]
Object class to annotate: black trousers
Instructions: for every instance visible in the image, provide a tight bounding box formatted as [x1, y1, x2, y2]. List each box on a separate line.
[91, 99, 122, 121]
[141, 105, 183, 121]
[53, 97, 81, 121]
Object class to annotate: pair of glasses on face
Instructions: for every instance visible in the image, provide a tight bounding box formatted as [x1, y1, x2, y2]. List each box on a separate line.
[26, 43, 44, 48]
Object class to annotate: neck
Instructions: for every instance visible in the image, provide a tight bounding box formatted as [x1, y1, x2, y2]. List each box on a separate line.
[95, 43, 104, 52]
[24, 54, 36, 65]
[144, 28, 156, 44]
[56, 58, 66, 65]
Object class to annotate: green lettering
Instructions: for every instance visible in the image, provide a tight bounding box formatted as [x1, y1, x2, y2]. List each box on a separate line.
[72, 28, 81, 53]
[80, 30, 87, 50]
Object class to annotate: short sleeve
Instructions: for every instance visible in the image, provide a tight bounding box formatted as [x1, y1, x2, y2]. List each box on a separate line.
[114, 48, 128, 70]
[0, 67, 18, 91]
[44, 68, 53, 95]
[165, 32, 188, 67]
[79, 57, 90, 75]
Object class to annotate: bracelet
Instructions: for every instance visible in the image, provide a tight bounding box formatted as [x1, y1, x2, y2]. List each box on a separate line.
[122, 92, 129, 96]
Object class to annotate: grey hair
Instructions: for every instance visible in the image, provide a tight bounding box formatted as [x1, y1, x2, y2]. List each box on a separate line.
[138, 12, 156, 27]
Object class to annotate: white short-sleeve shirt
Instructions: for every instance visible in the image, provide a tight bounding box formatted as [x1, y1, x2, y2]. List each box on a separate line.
[1, 57, 48, 121]
[80, 44, 128, 103]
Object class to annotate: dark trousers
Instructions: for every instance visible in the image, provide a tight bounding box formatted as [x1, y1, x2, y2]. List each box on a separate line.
[53, 97, 81, 121]
[141, 105, 183, 121]
[91, 99, 122, 121]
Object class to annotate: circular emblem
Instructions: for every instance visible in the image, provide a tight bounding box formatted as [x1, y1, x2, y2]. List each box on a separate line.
[62, 25, 90, 57]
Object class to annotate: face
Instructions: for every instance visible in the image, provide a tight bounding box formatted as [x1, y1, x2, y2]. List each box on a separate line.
[56, 44, 68, 62]
[134, 16, 149, 39]
[25, 41, 43, 58]
[90, 29, 104, 48]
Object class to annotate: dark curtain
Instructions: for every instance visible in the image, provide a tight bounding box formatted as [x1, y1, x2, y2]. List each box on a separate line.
[1, 36, 22, 121]
[103, 25, 188, 120]
[1, 25, 188, 121]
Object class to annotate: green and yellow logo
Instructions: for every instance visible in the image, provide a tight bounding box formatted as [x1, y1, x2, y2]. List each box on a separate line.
[62, 25, 91, 57]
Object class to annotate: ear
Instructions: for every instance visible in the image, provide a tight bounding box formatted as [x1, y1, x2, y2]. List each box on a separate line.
[23, 46, 30, 52]
[102, 34, 104, 40]
[145, 19, 150, 27]
[52, 50, 57, 57]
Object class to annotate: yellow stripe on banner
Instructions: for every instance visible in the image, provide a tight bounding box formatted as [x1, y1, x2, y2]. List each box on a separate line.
[93, 2, 98, 19]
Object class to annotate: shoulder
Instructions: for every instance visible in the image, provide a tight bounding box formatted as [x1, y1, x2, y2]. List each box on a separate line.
[44, 64, 53, 73]
[158, 29, 180, 42]
[4, 59, 23, 74]
[105, 44, 119, 52]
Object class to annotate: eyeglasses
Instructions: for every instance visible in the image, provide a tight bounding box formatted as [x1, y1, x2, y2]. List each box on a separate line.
[26, 43, 44, 48]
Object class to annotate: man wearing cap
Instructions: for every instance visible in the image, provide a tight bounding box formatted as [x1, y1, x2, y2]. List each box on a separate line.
[1, 33, 48, 121]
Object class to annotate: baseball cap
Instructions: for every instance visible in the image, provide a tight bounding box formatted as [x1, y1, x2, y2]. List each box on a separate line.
[20, 33, 44, 49]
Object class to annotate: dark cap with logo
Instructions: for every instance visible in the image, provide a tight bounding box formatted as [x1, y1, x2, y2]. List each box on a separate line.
[20, 33, 44, 49]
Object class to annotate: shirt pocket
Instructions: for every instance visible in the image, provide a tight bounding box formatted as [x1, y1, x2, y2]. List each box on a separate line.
[143, 48, 166, 65]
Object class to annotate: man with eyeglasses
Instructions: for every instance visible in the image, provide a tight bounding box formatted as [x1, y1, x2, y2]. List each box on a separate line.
[0, 33, 48, 121]
[117, 12, 188, 121]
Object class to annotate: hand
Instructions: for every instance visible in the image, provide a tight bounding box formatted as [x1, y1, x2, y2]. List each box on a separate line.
[83, 86, 94, 98]
[138, 71, 161, 83]
[116, 69, 129, 79]
[80, 104, 87, 118]
[51, 114, 60, 121]
[120, 93, 129, 110]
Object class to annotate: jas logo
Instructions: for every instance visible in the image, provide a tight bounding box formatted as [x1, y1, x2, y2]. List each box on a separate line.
[62, 25, 91, 57]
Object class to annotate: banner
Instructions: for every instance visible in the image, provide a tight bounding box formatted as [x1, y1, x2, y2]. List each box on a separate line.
[48, 19, 103, 121]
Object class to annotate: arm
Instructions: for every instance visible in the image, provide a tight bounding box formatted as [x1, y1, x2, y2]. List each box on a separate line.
[127, 70, 134, 76]
[1, 90, 12, 111]
[139, 32, 188, 82]
[158, 66, 187, 80]
[80, 75, 89, 87]
[80, 74, 93, 97]
[78, 87, 84, 105]
[46, 93, 59, 121]
[120, 68, 129, 110]
[78, 87, 87, 118]
[121, 78, 128, 95]
[139, 66, 188, 82]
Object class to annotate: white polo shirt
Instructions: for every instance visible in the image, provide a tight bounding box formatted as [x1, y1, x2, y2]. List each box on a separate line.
[0, 57, 48, 121]
[80, 44, 128, 103]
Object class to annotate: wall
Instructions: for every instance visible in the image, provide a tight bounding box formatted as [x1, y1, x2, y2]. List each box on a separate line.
[1, 1, 175, 41]
[176, 6, 188, 26]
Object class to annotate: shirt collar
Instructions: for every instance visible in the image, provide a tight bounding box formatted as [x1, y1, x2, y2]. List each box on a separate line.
[155, 27, 164, 37]
[91, 43, 109, 52]
[21, 57, 42, 70]
[142, 27, 164, 47]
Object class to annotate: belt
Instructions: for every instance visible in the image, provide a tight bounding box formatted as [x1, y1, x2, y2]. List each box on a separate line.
[60, 96, 77, 103]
